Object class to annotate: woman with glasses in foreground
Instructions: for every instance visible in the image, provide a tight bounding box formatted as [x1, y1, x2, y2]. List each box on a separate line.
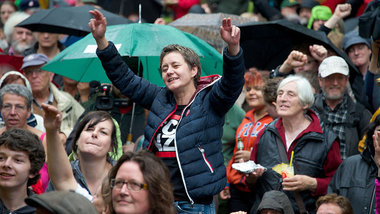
[43, 104, 175, 214]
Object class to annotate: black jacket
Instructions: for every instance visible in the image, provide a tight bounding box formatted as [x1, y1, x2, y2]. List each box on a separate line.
[328, 147, 377, 214]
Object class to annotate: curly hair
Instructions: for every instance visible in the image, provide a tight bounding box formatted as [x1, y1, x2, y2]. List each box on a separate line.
[0, 128, 45, 186]
[160, 44, 201, 88]
[72, 111, 117, 160]
[108, 150, 175, 214]
[316, 193, 353, 214]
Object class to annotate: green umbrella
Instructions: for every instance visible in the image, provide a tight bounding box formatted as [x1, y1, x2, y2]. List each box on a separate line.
[43, 23, 223, 86]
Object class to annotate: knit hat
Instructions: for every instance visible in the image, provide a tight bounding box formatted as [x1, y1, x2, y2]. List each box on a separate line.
[307, 5, 332, 29]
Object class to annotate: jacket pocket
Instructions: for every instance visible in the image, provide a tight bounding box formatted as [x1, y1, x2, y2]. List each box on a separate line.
[198, 146, 214, 173]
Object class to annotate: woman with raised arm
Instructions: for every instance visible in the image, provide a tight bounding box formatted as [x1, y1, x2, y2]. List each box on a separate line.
[89, 9, 245, 213]
[42, 103, 119, 213]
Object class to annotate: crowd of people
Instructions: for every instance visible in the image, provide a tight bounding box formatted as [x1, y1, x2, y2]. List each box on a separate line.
[0, 0, 379, 214]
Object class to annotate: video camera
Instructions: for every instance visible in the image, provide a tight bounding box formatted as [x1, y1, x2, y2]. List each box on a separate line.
[90, 81, 131, 111]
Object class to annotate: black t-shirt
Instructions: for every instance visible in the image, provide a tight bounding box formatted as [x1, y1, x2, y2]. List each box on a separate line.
[154, 105, 187, 201]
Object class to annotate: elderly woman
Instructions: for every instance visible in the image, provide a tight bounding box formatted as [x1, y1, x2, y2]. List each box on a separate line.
[247, 75, 342, 213]
[89, 9, 245, 213]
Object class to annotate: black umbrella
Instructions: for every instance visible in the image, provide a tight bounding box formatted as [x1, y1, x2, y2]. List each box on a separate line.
[16, 5, 132, 37]
[239, 19, 358, 73]
[239, 19, 368, 109]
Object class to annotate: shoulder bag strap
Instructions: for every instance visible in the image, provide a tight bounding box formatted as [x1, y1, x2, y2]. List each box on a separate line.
[275, 137, 309, 214]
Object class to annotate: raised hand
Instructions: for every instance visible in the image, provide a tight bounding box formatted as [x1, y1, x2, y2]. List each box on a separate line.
[220, 18, 240, 56]
[42, 103, 62, 132]
[89, 9, 109, 50]
[309, 44, 327, 63]
[373, 127, 380, 173]
[279, 50, 308, 74]
[334, 3, 352, 19]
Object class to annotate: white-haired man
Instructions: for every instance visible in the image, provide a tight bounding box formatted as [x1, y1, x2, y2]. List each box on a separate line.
[3, 12, 36, 56]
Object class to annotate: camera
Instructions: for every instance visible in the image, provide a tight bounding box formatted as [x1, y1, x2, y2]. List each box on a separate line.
[90, 81, 131, 111]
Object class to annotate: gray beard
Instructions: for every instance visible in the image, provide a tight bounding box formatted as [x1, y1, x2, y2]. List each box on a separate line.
[11, 40, 34, 55]
[322, 88, 346, 101]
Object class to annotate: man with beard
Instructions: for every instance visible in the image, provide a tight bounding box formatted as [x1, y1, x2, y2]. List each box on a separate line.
[3, 12, 36, 56]
[312, 56, 372, 160]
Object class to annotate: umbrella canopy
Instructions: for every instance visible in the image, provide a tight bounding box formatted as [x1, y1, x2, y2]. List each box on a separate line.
[42, 23, 223, 85]
[239, 19, 359, 76]
[170, 13, 257, 53]
[16, 5, 131, 37]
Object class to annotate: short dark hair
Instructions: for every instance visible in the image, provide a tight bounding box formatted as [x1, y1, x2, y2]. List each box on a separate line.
[160, 44, 201, 88]
[72, 111, 117, 160]
[263, 77, 283, 104]
[108, 150, 175, 214]
[316, 193, 353, 214]
[0, 128, 45, 186]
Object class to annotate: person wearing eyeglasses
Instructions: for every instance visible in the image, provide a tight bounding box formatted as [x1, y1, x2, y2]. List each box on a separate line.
[0, 84, 49, 194]
[42, 103, 175, 214]
[108, 150, 176, 214]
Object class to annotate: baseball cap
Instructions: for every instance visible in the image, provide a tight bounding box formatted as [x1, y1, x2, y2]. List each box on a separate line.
[281, 0, 300, 8]
[21, 54, 49, 70]
[25, 190, 97, 214]
[341, 30, 371, 52]
[318, 56, 349, 78]
[19, 0, 40, 12]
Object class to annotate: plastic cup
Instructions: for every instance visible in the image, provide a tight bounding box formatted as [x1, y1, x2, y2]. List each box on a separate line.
[281, 165, 294, 179]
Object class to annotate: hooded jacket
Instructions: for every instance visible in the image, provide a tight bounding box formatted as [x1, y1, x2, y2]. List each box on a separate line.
[255, 190, 295, 214]
[97, 42, 245, 204]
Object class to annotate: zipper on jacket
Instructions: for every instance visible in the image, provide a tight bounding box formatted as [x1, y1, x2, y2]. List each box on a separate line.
[198, 146, 215, 173]
[174, 104, 195, 205]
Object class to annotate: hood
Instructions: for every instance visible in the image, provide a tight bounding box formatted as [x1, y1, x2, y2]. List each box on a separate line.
[257, 190, 295, 214]
[0, 71, 32, 92]
[196, 74, 221, 92]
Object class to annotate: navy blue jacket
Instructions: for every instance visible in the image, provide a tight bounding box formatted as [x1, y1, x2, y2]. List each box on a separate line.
[97, 42, 245, 204]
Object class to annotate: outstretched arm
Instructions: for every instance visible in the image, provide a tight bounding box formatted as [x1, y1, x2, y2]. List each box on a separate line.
[43, 103, 78, 191]
[323, 3, 351, 30]
[278, 50, 308, 74]
[89, 9, 109, 50]
[220, 18, 240, 56]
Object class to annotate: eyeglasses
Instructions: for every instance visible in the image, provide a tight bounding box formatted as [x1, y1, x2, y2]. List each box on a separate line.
[24, 68, 45, 76]
[111, 178, 148, 191]
[2, 104, 27, 113]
